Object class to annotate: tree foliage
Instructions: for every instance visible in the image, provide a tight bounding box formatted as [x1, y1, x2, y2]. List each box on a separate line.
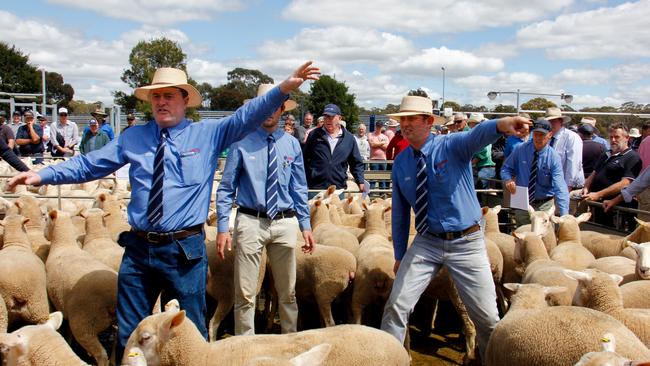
[442, 101, 461, 112]
[68, 100, 102, 114]
[306, 75, 359, 130]
[493, 104, 517, 113]
[520, 97, 557, 119]
[210, 68, 274, 110]
[408, 88, 429, 98]
[120, 38, 187, 89]
[42, 71, 74, 109]
[0, 42, 40, 93]
[460, 104, 488, 112]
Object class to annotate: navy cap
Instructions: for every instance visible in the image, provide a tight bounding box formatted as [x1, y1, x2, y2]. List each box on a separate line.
[532, 119, 552, 134]
[323, 104, 341, 117]
[12, 111, 21, 116]
[578, 123, 595, 135]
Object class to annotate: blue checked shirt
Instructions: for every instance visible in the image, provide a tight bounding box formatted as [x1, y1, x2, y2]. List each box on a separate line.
[391, 119, 501, 261]
[38, 87, 288, 232]
[216, 128, 311, 233]
[501, 140, 569, 216]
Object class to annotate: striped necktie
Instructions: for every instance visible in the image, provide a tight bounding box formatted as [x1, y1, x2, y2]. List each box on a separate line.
[414, 150, 429, 234]
[528, 150, 539, 204]
[147, 128, 168, 227]
[266, 134, 279, 219]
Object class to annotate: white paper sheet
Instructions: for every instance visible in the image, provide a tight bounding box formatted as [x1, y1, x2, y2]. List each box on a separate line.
[504, 185, 530, 210]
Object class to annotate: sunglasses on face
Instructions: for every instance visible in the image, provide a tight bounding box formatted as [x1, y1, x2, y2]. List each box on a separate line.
[454, 120, 464, 124]
[59, 113, 67, 116]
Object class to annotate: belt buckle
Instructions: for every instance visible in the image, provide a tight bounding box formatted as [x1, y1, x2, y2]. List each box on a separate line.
[444, 232, 454, 241]
[146, 232, 160, 244]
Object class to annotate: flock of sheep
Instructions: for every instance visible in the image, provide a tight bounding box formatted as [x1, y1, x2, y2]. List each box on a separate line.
[0, 158, 649, 365]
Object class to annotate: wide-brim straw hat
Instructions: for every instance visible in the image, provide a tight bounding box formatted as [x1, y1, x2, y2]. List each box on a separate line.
[386, 118, 400, 127]
[629, 128, 641, 138]
[90, 108, 108, 118]
[387, 96, 445, 124]
[543, 107, 571, 124]
[245, 84, 297, 111]
[134, 68, 202, 108]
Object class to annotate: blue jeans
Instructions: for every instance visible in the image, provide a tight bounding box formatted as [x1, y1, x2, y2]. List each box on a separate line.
[115, 231, 208, 362]
[370, 162, 388, 189]
[381, 230, 499, 362]
[477, 166, 496, 189]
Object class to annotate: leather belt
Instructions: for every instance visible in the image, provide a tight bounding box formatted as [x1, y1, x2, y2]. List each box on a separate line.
[427, 224, 481, 241]
[238, 207, 296, 220]
[133, 224, 203, 244]
[531, 197, 553, 205]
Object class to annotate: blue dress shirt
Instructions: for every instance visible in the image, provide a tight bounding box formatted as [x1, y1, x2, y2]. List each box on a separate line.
[38, 87, 287, 232]
[593, 135, 610, 150]
[504, 135, 529, 158]
[216, 128, 311, 233]
[501, 140, 569, 216]
[391, 119, 501, 260]
[83, 123, 115, 141]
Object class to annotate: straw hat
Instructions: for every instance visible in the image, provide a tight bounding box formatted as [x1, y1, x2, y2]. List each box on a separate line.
[543, 107, 571, 124]
[91, 108, 108, 118]
[386, 118, 400, 127]
[629, 128, 641, 138]
[246, 84, 296, 111]
[387, 96, 445, 124]
[580, 116, 597, 127]
[468, 112, 485, 124]
[134, 67, 202, 107]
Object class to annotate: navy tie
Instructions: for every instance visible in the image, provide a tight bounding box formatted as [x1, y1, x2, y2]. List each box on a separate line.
[528, 151, 539, 204]
[266, 134, 279, 219]
[550, 136, 557, 147]
[147, 128, 168, 227]
[414, 150, 429, 234]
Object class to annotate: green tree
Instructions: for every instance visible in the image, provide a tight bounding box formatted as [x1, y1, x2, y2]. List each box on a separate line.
[42, 71, 74, 109]
[520, 97, 557, 119]
[493, 104, 517, 113]
[408, 88, 428, 98]
[211, 68, 274, 110]
[442, 100, 461, 112]
[68, 100, 102, 114]
[461, 104, 488, 112]
[0, 42, 40, 93]
[306, 75, 359, 130]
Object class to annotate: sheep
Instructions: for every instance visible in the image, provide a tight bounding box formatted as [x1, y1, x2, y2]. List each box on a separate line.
[294, 245, 356, 327]
[574, 333, 650, 366]
[243, 344, 332, 366]
[0, 312, 89, 366]
[38, 184, 88, 214]
[587, 240, 649, 285]
[485, 282, 650, 366]
[45, 210, 118, 366]
[310, 200, 360, 255]
[123, 347, 148, 366]
[0, 294, 7, 334]
[566, 268, 650, 347]
[351, 203, 395, 324]
[9, 195, 51, 262]
[580, 217, 650, 259]
[204, 239, 266, 341]
[123, 308, 410, 366]
[482, 205, 521, 284]
[342, 196, 363, 214]
[549, 213, 595, 270]
[514, 205, 557, 253]
[80, 208, 124, 271]
[621, 281, 650, 309]
[514, 232, 577, 306]
[95, 193, 131, 241]
[0, 214, 50, 328]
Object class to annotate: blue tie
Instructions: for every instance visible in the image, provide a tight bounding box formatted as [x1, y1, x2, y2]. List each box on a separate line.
[528, 151, 539, 204]
[147, 128, 168, 227]
[414, 150, 429, 234]
[266, 134, 279, 219]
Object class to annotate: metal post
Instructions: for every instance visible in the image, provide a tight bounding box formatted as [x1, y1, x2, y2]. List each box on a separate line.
[41, 69, 46, 115]
[441, 67, 446, 108]
[516, 89, 520, 114]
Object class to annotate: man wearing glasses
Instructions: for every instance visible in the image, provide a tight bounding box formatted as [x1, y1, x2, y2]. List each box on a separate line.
[50, 107, 79, 157]
[453, 112, 469, 132]
[303, 103, 365, 198]
[15, 110, 44, 162]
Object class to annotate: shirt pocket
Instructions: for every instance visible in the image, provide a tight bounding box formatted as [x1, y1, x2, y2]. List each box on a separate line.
[539, 167, 552, 187]
[278, 156, 293, 188]
[179, 153, 203, 186]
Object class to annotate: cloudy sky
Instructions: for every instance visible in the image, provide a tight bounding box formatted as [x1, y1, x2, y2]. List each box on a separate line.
[2, 0, 649, 110]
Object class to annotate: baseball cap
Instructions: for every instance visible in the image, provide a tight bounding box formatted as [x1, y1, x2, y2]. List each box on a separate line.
[12, 111, 21, 117]
[23, 110, 34, 117]
[532, 119, 552, 134]
[578, 124, 595, 135]
[89, 119, 98, 125]
[323, 104, 341, 117]
[58, 107, 68, 114]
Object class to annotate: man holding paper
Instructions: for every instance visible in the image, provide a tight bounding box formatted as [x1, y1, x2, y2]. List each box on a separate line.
[501, 119, 569, 224]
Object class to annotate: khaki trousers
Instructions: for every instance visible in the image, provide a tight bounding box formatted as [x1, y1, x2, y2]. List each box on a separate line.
[233, 212, 299, 335]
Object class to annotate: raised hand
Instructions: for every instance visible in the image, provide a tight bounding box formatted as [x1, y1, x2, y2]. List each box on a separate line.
[279, 61, 321, 94]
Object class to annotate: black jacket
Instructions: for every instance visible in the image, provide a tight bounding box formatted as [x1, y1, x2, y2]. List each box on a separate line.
[304, 127, 365, 189]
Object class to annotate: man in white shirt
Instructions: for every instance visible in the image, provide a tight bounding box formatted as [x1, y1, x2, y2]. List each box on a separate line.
[50, 107, 79, 157]
[546, 107, 584, 190]
[355, 123, 370, 161]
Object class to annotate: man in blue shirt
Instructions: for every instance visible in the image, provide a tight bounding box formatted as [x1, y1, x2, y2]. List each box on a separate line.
[216, 84, 315, 337]
[88, 108, 115, 140]
[380, 95, 530, 362]
[8, 62, 320, 363]
[501, 119, 570, 225]
[14, 109, 44, 162]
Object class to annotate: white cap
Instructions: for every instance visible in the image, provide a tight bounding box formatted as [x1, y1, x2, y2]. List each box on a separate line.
[58, 107, 68, 114]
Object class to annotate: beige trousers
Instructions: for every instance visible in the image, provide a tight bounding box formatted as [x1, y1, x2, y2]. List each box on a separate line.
[233, 212, 299, 335]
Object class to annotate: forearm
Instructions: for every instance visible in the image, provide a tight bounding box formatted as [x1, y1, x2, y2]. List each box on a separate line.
[595, 179, 631, 199]
[15, 138, 31, 145]
[38, 139, 124, 184]
[621, 169, 650, 202]
[216, 149, 240, 233]
[0, 142, 29, 171]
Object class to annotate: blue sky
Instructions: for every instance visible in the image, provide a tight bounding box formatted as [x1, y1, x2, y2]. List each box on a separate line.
[2, 0, 649, 110]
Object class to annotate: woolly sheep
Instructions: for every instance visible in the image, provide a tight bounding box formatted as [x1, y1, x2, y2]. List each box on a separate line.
[482, 205, 521, 284]
[485, 283, 650, 366]
[514, 231, 578, 306]
[549, 213, 595, 270]
[310, 200, 360, 255]
[588, 240, 649, 285]
[580, 217, 650, 259]
[9, 195, 51, 262]
[95, 193, 132, 241]
[45, 210, 118, 366]
[574, 333, 650, 366]
[0, 312, 89, 366]
[80, 208, 125, 272]
[566, 268, 650, 347]
[0, 214, 50, 328]
[0, 294, 7, 334]
[243, 344, 332, 366]
[514, 205, 557, 252]
[621, 281, 650, 309]
[123, 308, 410, 366]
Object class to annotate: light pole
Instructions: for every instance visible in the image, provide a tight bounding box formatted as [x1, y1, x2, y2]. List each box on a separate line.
[441, 67, 446, 109]
[487, 90, 573, 113]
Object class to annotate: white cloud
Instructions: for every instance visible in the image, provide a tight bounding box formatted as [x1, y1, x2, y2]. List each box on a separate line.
[552, 68, 610, 86]
[611, 63, 650, 85]
[454, 72, 563, 106]
[283, 0, 573, 34]
[46, 0, 244, 25]
[186, 59, 230, 86]
[571, 94, 623, 107]
[517, 0, 650, 59]
[389, 47, 504, 77]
